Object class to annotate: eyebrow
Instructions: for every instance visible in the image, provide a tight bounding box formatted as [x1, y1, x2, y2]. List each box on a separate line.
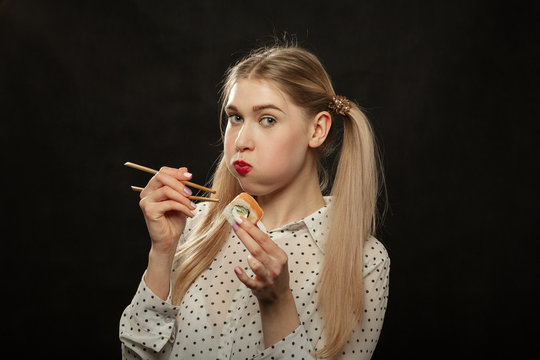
[225, 104, 285, 114]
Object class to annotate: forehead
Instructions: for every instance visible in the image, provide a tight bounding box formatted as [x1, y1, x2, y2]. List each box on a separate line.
[226, 78, 290, 107]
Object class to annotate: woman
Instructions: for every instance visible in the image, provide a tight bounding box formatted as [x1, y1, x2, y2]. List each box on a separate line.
[120, 44, 390, 359]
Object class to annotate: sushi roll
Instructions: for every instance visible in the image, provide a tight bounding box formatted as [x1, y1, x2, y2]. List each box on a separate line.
[222, 192, 264, 225]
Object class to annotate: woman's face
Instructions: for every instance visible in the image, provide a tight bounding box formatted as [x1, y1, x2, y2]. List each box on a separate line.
[223, 78, 314, 196]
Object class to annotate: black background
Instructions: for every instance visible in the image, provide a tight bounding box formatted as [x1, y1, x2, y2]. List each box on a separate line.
[1, 0, 538, 358]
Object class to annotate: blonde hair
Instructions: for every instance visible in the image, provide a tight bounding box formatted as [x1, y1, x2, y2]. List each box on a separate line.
[172, 45, 383, 358]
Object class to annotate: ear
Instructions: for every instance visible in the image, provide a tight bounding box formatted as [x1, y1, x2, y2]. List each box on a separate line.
[308, 111, 332, 148]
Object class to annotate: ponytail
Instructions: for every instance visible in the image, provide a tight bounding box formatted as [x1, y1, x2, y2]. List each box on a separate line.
[317, 102, 381, 358]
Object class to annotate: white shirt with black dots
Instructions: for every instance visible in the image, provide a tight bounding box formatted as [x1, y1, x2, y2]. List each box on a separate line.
[120, 197, 390, 359]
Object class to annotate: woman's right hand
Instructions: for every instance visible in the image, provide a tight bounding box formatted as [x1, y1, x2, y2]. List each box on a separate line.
[138, 166, 197, 258]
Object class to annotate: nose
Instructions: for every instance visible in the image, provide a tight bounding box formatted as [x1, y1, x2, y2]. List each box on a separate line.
[234, 123, 254, 152]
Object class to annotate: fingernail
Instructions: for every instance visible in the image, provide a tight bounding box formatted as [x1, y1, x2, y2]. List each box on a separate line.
[234, 216, 243, 225]
[184, 187, 192, 196]
[184, 172, 192, 178]
[190, 201, 197, 209]
[234, 267, 242, 276]
[232, 223, 239, 231]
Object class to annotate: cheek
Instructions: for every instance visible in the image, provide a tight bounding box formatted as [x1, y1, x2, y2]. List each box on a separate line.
[258, 134, 307, 173]
[223, 128, 236, 159]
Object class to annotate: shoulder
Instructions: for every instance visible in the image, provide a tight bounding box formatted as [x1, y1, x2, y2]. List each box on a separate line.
[363, 236, 390, 275]
[193, 200, 213, 218]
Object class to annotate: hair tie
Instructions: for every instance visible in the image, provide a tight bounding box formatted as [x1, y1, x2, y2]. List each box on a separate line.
[328, 95, 351, 116]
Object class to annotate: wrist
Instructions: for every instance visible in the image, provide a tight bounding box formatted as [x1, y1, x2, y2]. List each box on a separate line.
[145, 249, 175, 301]
[257, 288, 295, 308]
[147, 248, 175, 278]
[149, 244, 175, 263]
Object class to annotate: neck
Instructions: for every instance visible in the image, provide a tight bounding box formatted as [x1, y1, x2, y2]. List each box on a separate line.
[257, 157, 325, 231]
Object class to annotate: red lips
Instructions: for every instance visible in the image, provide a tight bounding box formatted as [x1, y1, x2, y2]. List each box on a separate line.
[233, 160, 252, 175]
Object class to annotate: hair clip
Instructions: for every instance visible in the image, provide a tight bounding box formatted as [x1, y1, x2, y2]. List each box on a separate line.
[328, 95, 351, 116]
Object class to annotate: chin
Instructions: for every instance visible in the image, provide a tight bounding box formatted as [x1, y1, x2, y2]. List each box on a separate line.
[237, 181, 260, 196]
[234, 178, 269, 197]
[226, 168, 254, 194]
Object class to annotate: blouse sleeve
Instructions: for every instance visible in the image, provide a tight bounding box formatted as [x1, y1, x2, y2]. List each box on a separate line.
[255, 323, 316, 359]
[255, 239, 390, 360]
[339, 240, 390, 359]
[119, 203, 210, 359]
[119, 274, 180, 359]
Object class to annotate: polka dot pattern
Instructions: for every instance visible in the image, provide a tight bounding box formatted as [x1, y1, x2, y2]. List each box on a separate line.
[120, 198, 390, 359]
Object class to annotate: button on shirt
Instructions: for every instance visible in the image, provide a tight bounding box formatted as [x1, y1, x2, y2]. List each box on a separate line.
[120, 197, 390, 359]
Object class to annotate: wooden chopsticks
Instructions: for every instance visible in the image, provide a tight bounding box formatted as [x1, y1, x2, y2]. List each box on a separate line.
[124, 162, 219, 202]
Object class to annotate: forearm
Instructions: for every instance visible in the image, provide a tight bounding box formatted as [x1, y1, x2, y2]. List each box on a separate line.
[144, 248, 175, 300]
[259, 289, 300, 348]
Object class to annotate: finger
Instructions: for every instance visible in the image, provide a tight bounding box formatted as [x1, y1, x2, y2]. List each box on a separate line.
[235, 228, 284, 280]
[235, 217, 282, 255]
[247, 254, 270, 281]
[233, 221, 272, 268]
[142, 199, 196, 219]
[141, 167, 193, 198]
[234, 266, 263, 291]
[140, 187, 196, 219]
[143, 167, 191, 196]
[233, 217, 287, 265]
[161, 166, 194, 185]
[142, 185, 196, 211]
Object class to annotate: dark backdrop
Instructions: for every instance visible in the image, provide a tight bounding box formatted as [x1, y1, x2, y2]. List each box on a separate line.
[1, 0, 538, 358]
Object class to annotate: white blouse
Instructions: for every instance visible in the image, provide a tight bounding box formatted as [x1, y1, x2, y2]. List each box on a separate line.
[120, 197, 390, 359]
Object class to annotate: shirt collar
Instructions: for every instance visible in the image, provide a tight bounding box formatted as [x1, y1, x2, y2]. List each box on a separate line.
[257, 196, 332, 254]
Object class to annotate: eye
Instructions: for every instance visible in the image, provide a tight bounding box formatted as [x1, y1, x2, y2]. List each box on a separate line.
[260, 116, 276, 127]
[227, 114, 243, 124]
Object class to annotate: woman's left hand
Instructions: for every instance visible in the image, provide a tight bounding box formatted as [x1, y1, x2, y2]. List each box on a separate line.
[232, 216, 301, 347]
[232, 217, 290, 303]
